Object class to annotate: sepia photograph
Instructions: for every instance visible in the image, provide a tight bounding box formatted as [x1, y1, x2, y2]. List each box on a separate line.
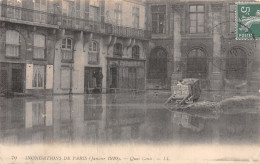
[0, 0, 260, 163]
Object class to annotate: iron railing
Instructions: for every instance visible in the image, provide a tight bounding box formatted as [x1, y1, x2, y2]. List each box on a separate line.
[0, 4, 151, 40]
[105, 24, 151, 40]
[0, 4, 57, 25]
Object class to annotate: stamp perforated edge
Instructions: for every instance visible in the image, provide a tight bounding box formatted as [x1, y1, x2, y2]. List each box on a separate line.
[235, 2, 260, 40]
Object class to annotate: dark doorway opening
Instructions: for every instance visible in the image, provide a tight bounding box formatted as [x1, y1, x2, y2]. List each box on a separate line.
[12, 66, 23, 93]
[84, 67, 102, 94]
[128, 67, 136, 89]
[0, 63, 24, 95]
[148, 47, 167, 88]
[110, 67, 118, 89]
[0, 63, 8, 94]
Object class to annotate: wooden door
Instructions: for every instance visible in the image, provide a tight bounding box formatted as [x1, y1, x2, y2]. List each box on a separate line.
[12, 66, 23, 93]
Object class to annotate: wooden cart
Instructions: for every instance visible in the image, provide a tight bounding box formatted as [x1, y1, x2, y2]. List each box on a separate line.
[165, 78, 201, 105]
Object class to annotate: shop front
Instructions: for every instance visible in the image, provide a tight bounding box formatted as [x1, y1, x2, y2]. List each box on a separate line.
[107, 58, 145, 92]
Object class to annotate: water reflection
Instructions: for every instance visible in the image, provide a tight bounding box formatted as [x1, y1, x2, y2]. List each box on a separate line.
[0, 93, 259, 145]
[171, 110, 260, 144]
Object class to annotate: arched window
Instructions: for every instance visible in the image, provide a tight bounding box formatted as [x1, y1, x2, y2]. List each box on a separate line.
[226, 47, 247, 80]
[187, 48, 207, 79]
[62, 38, 72, 50]
[113, 43, 123, 57]
[61, 38, 73, 61]
[148, 48, 167, 79]
[6, 30, 20, 57]
[89, 41, 98, 52]
[88, 41, 99, 64]
[132, 45, 140, 59]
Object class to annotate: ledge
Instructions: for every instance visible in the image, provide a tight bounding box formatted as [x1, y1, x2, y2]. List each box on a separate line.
[0, 17, 59, 29]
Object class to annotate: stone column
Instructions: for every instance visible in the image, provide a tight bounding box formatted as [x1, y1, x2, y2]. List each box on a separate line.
[172, 4, 184, 85]
[211, 4, 223, 91]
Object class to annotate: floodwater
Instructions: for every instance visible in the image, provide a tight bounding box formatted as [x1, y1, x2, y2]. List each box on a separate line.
[0, 91, 259, 145]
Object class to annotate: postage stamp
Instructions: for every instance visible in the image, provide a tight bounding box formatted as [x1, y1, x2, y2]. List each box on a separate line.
[236, 3, 260, 40]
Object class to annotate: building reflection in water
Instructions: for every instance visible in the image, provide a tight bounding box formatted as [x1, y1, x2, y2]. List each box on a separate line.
[0, 94, 260, 145]
[171, 110, 260, 144]
[0, 97, 53, 144]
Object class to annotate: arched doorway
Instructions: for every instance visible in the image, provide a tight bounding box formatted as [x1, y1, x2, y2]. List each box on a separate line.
[226, 47, 247, 80]
[186, 48, 208, 79]
[148, 47, 167, 87]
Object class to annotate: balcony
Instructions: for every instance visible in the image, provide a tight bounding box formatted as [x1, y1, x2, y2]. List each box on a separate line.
[58, 16, 151, 40]
[0, 4, 58, 28]
[58, 15, 104, 34]
[105, 24, 151, 40]
[0, 4, 151, 40]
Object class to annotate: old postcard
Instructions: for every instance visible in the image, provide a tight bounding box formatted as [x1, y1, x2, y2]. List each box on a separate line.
[0, 0, 260, 163]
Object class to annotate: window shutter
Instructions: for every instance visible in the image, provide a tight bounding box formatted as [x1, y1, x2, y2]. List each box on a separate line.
[25, 102, 33, 128]
[97, 41, 100, 52]
[45, 101, 53, 126]
[46, 65, 53, 89]
[26, 64, 33, 89]
[61, 68, 71, 89]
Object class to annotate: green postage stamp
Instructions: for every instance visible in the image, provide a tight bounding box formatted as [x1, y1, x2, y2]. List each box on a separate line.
[236, 3, 260, 40]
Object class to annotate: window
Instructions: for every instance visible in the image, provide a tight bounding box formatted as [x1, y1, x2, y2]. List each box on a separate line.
[75, 0, 80, 24]
[132, 6, 140, 28]
[62, 37, 72, 49]
[132, 45, 140, 59]
[61, 38, 73, 61]
[89, 5, 99, 29]
[113, 43, 123, 57]
[32, 65, 45, 89]
[148, 48, 167, 79]
[32, 102, 45, 126]
[187, 48, 207, 79]
[33, 34, 45, 59]
[151, 5, 166, 34]
[7, 0, 21, 19]
[34, 0, 47, 23]
[88, 41, 99, 64]
[189, 5, 205, 33]
[115, 2, 122, 25]
[6, 30, 20, 57]
[61, 67, 71, 89]
[89, 5, 99, 21]
[229, 4, 236, 33]
[226, 47, 247, 80]
[62, 0, 74, 27]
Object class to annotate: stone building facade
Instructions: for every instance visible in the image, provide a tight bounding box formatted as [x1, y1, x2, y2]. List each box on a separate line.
[0, 0, 57, 95]
[146, 0, 260, 92]
[53, 0, 149, 94]
[0, 0, 150, 95]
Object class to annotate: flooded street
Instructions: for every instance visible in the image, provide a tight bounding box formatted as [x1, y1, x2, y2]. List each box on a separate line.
[0, 92, 259, 145]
